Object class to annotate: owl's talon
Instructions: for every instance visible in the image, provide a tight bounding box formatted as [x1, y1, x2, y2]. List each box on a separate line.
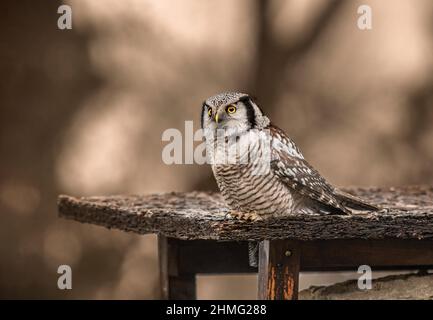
[224, 211, 233, 219]
[245, 212, 262, 221]
[249, 213, 262, 221]
[228, 211, 262, 222]
[230, 211, 244, 220]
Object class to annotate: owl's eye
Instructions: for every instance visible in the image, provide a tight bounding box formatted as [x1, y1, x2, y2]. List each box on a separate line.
[207, 108, 212, 118]
[226, 105, 237, 114]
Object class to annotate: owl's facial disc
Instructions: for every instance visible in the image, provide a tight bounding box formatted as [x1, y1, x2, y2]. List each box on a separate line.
[201, 92, 270, 136]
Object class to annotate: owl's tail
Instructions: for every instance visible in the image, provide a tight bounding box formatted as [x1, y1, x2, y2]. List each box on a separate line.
[335, 190, 379, 212]
[248, 242, 259, 268]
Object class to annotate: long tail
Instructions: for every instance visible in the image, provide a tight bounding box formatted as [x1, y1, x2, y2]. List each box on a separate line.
[335, 190, 379, 212]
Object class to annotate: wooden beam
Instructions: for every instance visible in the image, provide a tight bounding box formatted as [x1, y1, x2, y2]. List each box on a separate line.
[158, 236, 196, 299]
[175, 240, 256, 274]
[160, 239, 433, 276]
[258, 240, 301, 300]
[300, 239, 433, 271]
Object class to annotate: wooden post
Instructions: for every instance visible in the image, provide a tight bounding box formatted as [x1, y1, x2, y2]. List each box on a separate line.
[158, 235, 196, 299]
[258, 240, 300, 300]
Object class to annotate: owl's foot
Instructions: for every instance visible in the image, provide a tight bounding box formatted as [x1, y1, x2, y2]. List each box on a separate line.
[227, 211, 262, 222]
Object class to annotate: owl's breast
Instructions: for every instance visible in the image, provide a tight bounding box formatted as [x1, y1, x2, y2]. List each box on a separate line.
[208, 130, 304, 216]
[212, 161, 297, 217]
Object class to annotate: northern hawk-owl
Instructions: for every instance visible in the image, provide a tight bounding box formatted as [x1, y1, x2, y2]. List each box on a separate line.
[201, 92, 378, 220]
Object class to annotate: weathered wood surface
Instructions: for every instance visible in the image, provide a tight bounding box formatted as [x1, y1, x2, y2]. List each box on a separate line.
[299, 272, 433, 300]
[58, 186, 433, 241]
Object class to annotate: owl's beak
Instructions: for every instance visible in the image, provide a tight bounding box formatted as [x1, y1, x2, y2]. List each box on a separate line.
[214, 113, 219, 124]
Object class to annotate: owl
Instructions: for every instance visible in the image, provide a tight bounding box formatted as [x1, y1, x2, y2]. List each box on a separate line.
[201, 92, 378, 221]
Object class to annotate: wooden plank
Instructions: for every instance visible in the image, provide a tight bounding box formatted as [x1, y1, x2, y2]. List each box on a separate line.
[158, 236, 196, 299]
[161, 239, 433, 276]
[58, 186, 433, 241]
[175, 240, 256, 274]
[300, 239, 433, 271]
[258, 240, 300, 300]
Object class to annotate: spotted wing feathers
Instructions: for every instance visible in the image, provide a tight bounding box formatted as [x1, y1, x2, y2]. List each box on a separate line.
[270, 125, 378, 214]
[271, 150, 351, 214]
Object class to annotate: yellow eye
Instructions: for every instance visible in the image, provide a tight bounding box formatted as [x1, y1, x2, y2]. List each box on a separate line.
[207, 108, 212, 117]
[226, 105, 236, 114]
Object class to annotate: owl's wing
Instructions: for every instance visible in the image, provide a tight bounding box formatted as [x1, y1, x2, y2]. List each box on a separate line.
[269, 127, 350, 214]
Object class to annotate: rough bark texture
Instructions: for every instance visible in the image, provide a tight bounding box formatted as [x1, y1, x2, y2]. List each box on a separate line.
[58, 186, 433, 241]
[299, 272, 433, 300]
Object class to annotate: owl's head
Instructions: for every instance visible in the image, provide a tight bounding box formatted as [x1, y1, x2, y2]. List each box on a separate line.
[201, 92, 270, 135]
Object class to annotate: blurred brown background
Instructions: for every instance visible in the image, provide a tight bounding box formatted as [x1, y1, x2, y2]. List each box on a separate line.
[0, 0, 432, 299]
